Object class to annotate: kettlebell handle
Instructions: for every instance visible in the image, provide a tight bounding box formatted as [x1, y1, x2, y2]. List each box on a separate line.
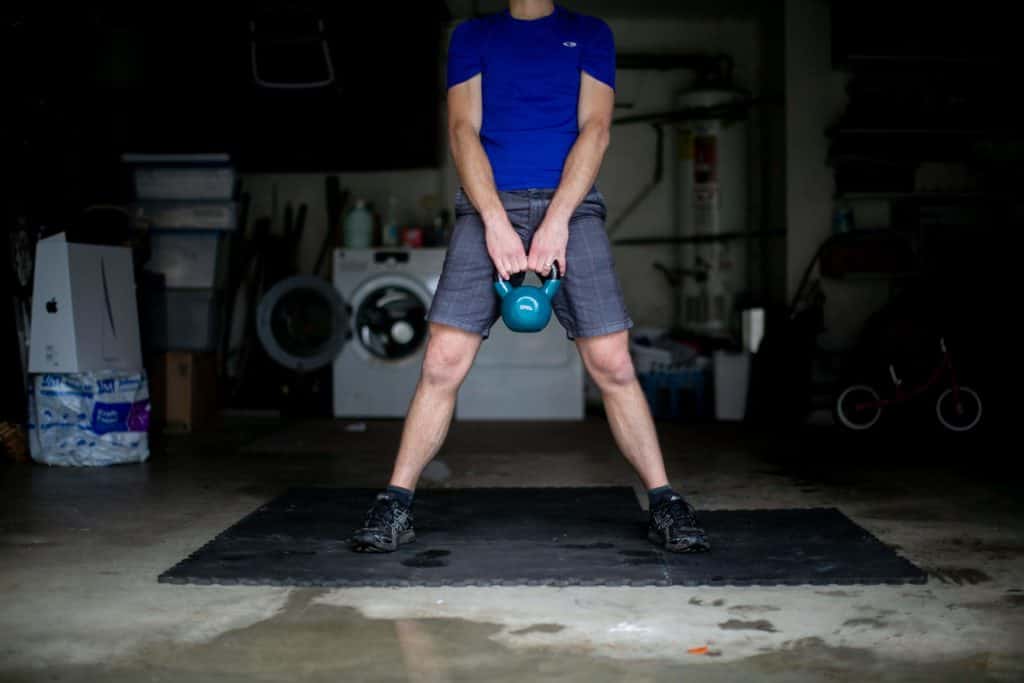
[494, 261, 560, 284]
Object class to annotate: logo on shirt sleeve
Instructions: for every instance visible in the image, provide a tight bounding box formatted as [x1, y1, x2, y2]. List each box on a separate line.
[562, 41, 577, 48]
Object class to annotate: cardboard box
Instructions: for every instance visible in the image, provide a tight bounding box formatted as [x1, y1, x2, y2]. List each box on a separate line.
[28, 234, 143, 373]
[147, 352, 219, 432]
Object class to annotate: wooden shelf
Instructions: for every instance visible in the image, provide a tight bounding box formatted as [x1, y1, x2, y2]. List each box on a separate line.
[826, 271, 919, 282]
[841, 54, 1004, 67]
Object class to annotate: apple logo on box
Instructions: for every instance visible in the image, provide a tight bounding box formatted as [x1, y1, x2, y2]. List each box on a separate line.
[46, 298, 58, 314]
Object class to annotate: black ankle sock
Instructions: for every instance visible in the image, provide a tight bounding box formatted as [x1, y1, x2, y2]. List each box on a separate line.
[648, 485, 677, 508]
[386, 485, 414, 508]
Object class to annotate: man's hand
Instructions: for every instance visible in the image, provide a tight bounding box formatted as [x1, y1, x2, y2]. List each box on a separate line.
[528, 213, 570, 277]
[485, 214, 528, 281]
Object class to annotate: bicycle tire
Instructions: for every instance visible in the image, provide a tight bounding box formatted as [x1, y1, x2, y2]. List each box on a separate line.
[936, 386, 982, 433]
[835, 384, 883, 431]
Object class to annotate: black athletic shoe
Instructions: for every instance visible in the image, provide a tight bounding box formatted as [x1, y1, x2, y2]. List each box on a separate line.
[648, 494, 710, 553]
[350, 492, 415, 553]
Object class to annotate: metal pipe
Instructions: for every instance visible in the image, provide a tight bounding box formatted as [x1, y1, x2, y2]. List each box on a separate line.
[613, 101, 754, 127]
[606, 124, 663, 238]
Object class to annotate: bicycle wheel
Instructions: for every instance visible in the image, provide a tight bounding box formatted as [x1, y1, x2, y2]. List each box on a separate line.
[835, 384, 883, 431]
[936, 386, 982, 432]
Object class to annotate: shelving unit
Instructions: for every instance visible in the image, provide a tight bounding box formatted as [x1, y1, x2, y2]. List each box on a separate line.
[809, 30, 1022, 409]
[798, 2, 1019, 420]
[831, 128, 1000, 136]
[826, 69, 1022, 219]
[835, 192, 1003, 201]
[826, 17, 1021, 209]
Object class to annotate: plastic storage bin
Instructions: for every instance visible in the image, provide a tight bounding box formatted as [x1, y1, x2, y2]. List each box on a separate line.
[637, 362, 709, 422]
[133, 201, 238, 231]
[132, 166, 235, 201]
[146, 231, 228, 289]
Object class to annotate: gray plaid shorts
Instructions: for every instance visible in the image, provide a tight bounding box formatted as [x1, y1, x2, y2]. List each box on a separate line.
[427, 187, 633, 339]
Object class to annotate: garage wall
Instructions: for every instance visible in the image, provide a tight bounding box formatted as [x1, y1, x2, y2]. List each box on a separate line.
[600, 17, 764, 329]
[783, 0, 892, 350]
[241, 169, 445, 275]
[783, 0, 846, 299]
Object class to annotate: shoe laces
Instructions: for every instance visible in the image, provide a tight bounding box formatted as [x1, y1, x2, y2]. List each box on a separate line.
[657, 496, 695, 528]
[365, 494, 409, 528]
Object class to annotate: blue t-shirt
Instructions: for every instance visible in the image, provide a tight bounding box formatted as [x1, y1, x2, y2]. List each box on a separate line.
[446, 5, 615, 191]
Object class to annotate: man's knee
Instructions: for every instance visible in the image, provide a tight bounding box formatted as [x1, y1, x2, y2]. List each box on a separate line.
[580, 334, 636, 390]
[420, 325, 479, 389]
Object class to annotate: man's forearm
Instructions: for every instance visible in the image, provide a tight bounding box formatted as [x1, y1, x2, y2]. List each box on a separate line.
[449, 123, 506, 225]
[547, 122, 611, 223]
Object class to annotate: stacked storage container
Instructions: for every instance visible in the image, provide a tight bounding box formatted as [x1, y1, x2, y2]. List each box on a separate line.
[125, 154, 237, 353]
[124, 154, 236, 432]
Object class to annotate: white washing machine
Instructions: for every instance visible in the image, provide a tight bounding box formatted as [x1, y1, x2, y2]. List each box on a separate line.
[332, 248, 445, 417]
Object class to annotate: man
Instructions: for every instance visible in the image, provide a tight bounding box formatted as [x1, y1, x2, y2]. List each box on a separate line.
[350, 0, 709, 554]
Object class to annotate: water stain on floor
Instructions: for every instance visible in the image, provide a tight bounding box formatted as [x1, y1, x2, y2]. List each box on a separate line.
[928, 567, 991, 585]
[2, 590, 1013, 683]
[948, 538, 1024, 560]
[728, 605, 782, 615]
[719, 619, 777, 633]
[402, 549, 452, 568]
[842, 617, 888, 629]
[510, 623, 565, 635]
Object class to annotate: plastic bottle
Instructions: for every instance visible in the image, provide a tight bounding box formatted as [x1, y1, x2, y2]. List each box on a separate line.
[343, 199, 374, 248]
[381, 196, 401, 247]
[832, 203, 855, 235]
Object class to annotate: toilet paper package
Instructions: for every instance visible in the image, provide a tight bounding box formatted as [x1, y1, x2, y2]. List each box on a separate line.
[27, 372, 150, 466]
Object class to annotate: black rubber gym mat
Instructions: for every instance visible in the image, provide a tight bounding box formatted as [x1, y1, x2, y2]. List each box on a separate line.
[158, 487, 926, 587]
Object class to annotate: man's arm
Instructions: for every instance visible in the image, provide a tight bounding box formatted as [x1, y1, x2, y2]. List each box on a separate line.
[527, 73, 614, 276]
[448, 75, 528, 281]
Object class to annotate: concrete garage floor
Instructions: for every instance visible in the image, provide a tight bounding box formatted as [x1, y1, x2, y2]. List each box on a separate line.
[1, 417, 1022, 682]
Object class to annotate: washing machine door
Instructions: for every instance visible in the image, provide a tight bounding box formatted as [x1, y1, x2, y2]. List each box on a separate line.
[257, 275, 350, 373]
[350, 274, 430, 361]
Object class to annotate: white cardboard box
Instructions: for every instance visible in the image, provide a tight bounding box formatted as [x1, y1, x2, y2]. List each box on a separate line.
[457, 320, 584, 420]
[713, 350, 751, 421]
[29, 234, 143, 373]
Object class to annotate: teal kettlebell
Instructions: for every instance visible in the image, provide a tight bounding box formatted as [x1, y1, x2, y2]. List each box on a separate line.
[494, 262, 561, 333]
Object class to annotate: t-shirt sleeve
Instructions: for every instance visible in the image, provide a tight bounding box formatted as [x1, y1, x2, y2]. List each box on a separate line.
[446, 21, 483, 89]
[580, 19, 615, 90]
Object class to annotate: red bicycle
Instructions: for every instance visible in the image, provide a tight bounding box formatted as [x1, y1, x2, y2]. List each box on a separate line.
[834, 337, 983, 433]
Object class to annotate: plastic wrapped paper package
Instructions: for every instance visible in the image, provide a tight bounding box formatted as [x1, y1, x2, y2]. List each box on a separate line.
[27, 372, 150, 466]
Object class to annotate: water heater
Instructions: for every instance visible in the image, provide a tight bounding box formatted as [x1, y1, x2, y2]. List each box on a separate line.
[676, 87, 749, 335]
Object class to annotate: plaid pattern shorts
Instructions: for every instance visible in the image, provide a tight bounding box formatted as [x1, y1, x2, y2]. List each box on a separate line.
[427, 187, 633, 339]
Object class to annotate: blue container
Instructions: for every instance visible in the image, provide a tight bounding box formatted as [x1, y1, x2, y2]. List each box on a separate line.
[637, 366, 709, 422]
